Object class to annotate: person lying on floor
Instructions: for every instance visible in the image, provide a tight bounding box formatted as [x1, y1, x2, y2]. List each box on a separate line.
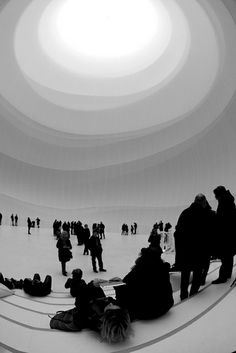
[23, 273, 52, 296]
[50, 279, 132, 343]
[64, 268, 87, 297]
[0, 272, 23, 289]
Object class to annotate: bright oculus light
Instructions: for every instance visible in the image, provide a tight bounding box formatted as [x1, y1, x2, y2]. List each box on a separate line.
[55, 0, 161, 59]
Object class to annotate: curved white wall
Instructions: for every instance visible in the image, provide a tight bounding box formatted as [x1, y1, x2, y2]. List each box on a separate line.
[0, 0, 236, 231]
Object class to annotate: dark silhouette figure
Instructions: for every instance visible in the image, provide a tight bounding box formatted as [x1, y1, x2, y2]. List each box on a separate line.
[23, 273, 52, 296]
[115, 246, 173, 320]
[11, 214, 14, 226]
[174, 194, 215, 300]
[14, 214, 18, 226]
[212, 186, 236, 284]
[36, 217, 40, 228]
[56, 226, 72, 276]
[88, 229, 106, 273]
[27, 217, 31, 234]
[133, 222, 137, 234]
[64, 268, 87, 297]
[83, 224, 90, 255]
[99, 222, 105, 239]
[0, 212, 2, 226]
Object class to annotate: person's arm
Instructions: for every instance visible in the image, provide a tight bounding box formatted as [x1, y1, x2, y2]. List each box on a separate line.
[65, 278, 72, 288]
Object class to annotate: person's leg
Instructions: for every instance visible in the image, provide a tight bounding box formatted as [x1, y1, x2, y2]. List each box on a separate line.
[97, 253, 106, 271]
[91, 254, 98, 272]
[190, 267, 202, 296]
[201, 258, 211, 285]
[180, 269, 191, 300]
[61, 262, 67, 276]
[33, 273, 41, 281]
[43, 275, 52, 295]
[213, 255, 231, 283]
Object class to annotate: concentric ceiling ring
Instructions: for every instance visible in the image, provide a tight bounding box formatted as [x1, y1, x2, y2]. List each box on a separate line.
[0, 0, 236, 171]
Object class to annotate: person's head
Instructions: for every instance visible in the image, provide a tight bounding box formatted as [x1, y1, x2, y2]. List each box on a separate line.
[60, 230, 69, 240]
[194, 193, 208, 208]
[62, 223, 68, 231]
[100, 305, 132, 343]
[213, 185, 227, 200]
[72, 268, 83, 280]
[84, 224, 88, 229]
[93, 229, 99, 237]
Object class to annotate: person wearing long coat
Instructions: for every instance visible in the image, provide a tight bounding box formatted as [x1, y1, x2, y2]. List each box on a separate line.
[212, 186, 236, 283]
[174, 194, 215, 300]
[88, 230, 106, 273]
[56, 228, 72, 276]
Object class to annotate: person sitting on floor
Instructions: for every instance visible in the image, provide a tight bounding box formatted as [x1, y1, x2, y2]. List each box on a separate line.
[23, 273, 52, 296]
[50, 279, 132, 343]
[115, 246, 173, 321]
[64, 268, 87, 297]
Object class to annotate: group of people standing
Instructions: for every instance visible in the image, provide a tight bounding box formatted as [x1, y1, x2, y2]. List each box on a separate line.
[56, 223, 107, 276]
[121, 222, 137, 235]
[173, 185, 236, 300]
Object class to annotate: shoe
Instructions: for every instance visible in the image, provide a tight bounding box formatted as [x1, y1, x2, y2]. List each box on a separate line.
[0, 272, 4, 284]
[99, 269, 107, 272]
[93, 269, 98, 273]
[212, 278, 227, 284]
[62, 271, 67, 276]
[33, 273, 41, 281]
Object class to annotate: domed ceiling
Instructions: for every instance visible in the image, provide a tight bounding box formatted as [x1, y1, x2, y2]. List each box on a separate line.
[0, 0, 236, 229]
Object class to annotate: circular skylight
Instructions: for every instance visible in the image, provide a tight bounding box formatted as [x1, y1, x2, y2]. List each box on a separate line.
[38, 0, 172, 77]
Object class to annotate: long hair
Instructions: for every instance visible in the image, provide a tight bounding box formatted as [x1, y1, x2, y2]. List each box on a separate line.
[100, 308, 132, 343]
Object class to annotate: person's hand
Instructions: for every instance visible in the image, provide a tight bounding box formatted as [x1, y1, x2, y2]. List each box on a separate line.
[109, 277, 122, 282]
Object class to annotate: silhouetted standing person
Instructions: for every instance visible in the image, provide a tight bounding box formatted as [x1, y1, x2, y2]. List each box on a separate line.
[15, 214, 18, 226]
[11, 214, 14, 226]
[56, 224, 72, 276]
[174, 194, 215, 300]
[88, 229, 106, 273]
[212, 186, 236, 284]
[0, 212, 2, 226]
[36, 217, 40, 228]
[27, 217, 31, 235]
[83, 224, 90, 255]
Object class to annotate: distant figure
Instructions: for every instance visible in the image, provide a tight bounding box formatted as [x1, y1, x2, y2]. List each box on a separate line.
[99, 222, 105, 239]
[14, 214, 18, 226]
[0, 212, 2, 226]
[83, 224, 90, 255]
[174, 194, 215, 300]
[212, 186, 236, 284]
[56, 225, 72, 276]
[11, 214, 14, 226]
[64, 268, 87, 297]
[27, 217, 31, 235]
[131, 224, 134, 235]
[133, 222, 137, 234]
[36, 217, 40, 228]
[88, 229, 106, 273]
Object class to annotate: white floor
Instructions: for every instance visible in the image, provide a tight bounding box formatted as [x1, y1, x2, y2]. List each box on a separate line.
[0, 226, 236, 353]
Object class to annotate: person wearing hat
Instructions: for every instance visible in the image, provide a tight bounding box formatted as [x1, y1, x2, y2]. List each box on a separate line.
[64, 268, 87, 297]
